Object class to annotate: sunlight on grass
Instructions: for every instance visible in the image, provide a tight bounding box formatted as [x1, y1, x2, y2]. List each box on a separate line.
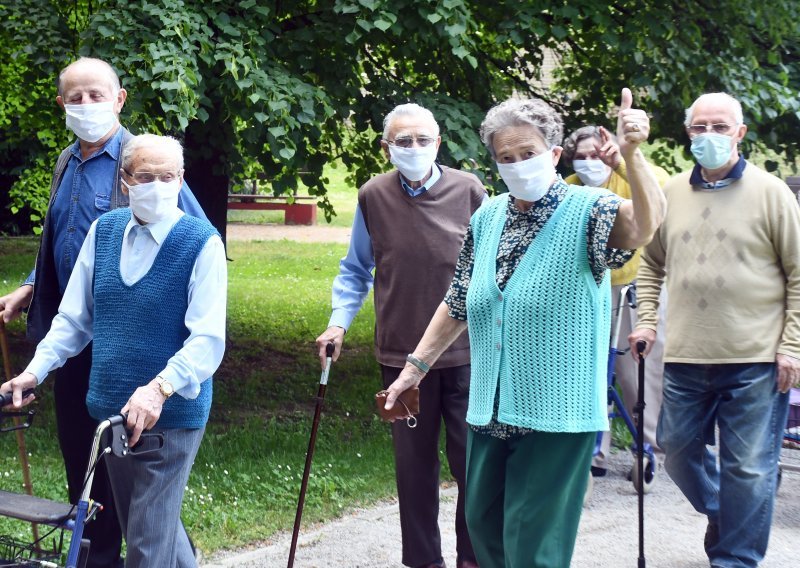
[0, 238, 393, 555]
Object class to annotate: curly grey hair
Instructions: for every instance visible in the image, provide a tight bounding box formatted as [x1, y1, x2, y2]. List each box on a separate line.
[479, 97, 564, 158]
[382, 103, 440, 140]
[121, 134, 184, 172]
[684, 93, 743, 128]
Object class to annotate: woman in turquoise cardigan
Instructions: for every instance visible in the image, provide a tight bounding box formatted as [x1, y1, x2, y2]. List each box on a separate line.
[380, 89, 665, 568]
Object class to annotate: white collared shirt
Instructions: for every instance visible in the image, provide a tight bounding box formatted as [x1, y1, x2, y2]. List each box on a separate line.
[26, 208, 227, 400]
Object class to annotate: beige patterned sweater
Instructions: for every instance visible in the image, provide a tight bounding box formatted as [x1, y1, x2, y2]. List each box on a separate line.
[636, 162, 800, 363]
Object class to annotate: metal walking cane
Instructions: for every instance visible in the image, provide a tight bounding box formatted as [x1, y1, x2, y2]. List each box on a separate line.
[287, 342, 334, 568]
[0, 313, 40, 543]
[634, 339, 647, 568]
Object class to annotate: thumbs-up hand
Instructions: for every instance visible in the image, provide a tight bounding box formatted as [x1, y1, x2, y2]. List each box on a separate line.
[616, 87, 649, 153]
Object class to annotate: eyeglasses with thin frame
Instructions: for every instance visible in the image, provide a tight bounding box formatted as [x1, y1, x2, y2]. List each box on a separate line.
[384, 136, 437, 148]
[686, 123, 738, 136]
[122, 169, 181, 184]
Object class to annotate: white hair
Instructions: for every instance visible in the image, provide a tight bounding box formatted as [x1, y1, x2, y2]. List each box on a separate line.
[120, 134, 184, 171]
[382, 103, 439, 139]
[58, 57, 121, 96]
[684, 92, 744, 127]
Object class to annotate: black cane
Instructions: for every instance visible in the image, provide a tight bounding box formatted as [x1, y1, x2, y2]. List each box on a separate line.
[287, 342, 334, 568]
[635, 340, 647, 568]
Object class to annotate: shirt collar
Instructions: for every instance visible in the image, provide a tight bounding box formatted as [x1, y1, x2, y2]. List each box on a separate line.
[400, 164, 442, 197]
[126, 208, 184, 245]
[690, 156, 747, 191]
[69, 125, 124, 162]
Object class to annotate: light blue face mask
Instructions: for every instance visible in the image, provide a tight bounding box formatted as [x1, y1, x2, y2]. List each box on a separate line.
[690, 133, 734, 170]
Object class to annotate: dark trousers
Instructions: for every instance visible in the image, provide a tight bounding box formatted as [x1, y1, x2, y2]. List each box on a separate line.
[54, 346, 123, 568]
[381, 364, 476, 567]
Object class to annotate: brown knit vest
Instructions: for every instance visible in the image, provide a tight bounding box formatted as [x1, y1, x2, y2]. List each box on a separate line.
[358, 165, 486, 368]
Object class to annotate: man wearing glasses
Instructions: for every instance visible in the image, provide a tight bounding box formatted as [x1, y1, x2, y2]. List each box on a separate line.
[0, 57, 206, 568]
[316, 103, 485, 568]
[630, 92, 800, 567]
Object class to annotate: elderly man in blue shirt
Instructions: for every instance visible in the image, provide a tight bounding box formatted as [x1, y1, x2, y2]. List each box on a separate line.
[0, 57, 206, 567]
[2, 133, 226, 568]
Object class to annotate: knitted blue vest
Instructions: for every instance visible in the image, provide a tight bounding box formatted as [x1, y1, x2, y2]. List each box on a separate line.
[466, 188, 611, 432]
[87, 209, 217, 428]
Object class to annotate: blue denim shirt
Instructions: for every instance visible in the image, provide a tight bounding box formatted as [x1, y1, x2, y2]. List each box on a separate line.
[24, 128, 206, 294]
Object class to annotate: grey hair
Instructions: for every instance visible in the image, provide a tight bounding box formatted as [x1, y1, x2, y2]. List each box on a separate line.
[684, 92, 744, 127]
[480, 97, 564, 158]
[382, 103, 440, 139]
[120, 134, 184, 171]
[561, 125, 618, 165]
[57, 57, 121, 96]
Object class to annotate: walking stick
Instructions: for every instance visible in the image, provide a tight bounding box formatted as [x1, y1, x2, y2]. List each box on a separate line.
[0, 313, 40, 543]
[635, 340, 647, 568]
[287, 342, 334, 568]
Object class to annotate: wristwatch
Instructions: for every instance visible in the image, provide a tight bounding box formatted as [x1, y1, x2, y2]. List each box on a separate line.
[155, 376, 174, 399]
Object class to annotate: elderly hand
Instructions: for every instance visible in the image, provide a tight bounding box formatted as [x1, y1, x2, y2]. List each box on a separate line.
[776, 353, 800, 393]
[315, 326, 345, 370]
[628, 328, 657, 363]
[0, 372, 37, 408]
[616, 88, 650, 154]
[0, 285, 33, 324]
[122, 379, 165, 446]
[382, 365, 426, 420]
[596, 126, 622, 170]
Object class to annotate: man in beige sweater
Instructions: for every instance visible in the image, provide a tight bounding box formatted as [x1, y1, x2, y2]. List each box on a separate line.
[630, 92, 800, 568]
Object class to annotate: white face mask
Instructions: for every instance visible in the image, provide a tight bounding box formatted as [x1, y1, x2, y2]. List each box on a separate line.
[573, 159, 611, 187]
[122, 179, 181, 224]
[64, 102, 118, 143]
[389, 144, 438, 182]
[496, 150, 556, 202]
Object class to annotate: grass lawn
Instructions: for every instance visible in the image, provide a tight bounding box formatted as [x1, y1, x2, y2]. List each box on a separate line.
[0, 237, 404, 555]
[227, 161, 361, 228]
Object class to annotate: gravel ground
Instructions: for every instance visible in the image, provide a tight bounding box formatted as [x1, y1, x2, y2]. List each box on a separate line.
[219, 223, 799, 566]
[202, 446, 800, 568]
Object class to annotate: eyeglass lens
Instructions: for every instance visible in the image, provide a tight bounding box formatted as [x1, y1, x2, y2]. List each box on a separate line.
[391, 136, 435, 148]
[688, 123, 733, 135]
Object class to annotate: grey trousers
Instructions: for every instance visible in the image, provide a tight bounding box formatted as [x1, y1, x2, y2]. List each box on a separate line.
[594, 284, 667, 468]
[106, 426, 205, 568]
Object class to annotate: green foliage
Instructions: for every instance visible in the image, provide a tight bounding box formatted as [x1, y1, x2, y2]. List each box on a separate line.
[2, 0, 800, 231]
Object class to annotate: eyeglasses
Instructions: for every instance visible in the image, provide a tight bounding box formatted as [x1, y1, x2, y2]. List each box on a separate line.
[385, 136, 436, 148]
[687, 123, 737, 136]
[122, 169, 181, 183]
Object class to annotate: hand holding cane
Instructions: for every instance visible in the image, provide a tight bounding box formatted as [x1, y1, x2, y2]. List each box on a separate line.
[0, 312, 40, 543]
[287, 342, 334, 568]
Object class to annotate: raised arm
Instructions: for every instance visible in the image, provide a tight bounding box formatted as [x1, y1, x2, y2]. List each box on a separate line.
[607, 88, 667, 250]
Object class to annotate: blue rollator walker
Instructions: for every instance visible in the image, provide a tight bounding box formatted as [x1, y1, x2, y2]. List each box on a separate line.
[0, 391, 162, 568]
[587, 283, 658, 499]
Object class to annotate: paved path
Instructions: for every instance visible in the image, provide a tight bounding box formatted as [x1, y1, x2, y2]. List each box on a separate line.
[203, 448, 800, 567]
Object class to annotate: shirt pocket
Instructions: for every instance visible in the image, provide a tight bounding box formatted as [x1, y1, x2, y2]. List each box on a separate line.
[95, 193, 111, 212]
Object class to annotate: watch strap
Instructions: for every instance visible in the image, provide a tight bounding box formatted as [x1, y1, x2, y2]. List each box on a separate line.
[406, 354, 431, 374]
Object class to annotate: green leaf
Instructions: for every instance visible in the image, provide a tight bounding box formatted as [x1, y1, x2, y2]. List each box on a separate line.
[268, 126, 287, 137]
[374, 20, 391, 32]
[426, 13, 443, 24]
[278, 147, 296, 160]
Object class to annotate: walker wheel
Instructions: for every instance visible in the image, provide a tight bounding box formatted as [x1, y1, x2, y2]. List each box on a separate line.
[631, 455, 657, 494]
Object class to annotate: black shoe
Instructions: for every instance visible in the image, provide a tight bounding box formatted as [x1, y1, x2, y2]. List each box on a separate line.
[590, 466, 607, 478]
[704, 520, 719, 555]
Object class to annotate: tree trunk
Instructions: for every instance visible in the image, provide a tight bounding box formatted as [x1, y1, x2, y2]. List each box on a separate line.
[182, 111, 234, 245]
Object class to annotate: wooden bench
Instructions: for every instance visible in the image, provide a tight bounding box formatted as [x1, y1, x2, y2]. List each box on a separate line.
[227, 194, 317, 225]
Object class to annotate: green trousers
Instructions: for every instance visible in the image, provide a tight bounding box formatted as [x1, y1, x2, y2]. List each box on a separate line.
[465, 428, 595, 568]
